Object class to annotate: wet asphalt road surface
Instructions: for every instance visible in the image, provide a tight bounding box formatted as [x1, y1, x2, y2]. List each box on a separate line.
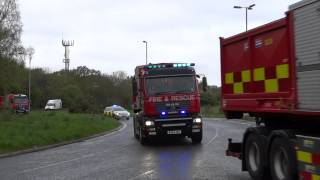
[0, 118, 254, 180]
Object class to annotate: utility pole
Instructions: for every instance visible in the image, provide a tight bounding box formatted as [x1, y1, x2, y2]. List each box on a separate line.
[142, 41, 148, 64]
[26, 47, 34, 111]
[234, 4, 255, 31]
[62, 40, 74, 71]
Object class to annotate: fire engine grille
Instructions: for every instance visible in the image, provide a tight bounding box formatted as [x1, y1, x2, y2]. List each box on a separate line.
[155, 100, 190, 112]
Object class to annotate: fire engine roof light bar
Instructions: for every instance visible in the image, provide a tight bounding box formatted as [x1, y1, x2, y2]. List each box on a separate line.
[145, 63, 195, 69]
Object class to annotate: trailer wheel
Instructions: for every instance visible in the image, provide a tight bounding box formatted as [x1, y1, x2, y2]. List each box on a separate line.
[191, 131, 202, 144]
[245, 132, 269, 180]
[269, 137, 297, 180]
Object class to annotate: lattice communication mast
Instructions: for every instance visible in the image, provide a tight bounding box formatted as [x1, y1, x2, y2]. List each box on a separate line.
[62, 40, 74, 71]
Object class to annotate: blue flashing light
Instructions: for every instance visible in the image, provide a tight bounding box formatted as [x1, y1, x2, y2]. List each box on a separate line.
[112, 105, 118, 107]
[179, 110, 188, 117]
[161, 111, 167, 116]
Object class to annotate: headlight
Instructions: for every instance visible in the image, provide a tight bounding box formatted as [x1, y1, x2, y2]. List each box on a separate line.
[145, 121, 154, 126]
[193, 118, 202, 123]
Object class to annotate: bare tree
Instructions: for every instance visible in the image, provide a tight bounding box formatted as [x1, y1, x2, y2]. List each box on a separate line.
[0, 0, 24, 59]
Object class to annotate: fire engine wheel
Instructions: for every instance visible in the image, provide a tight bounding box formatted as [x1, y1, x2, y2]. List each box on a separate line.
[133, 120, 139, 139]
[139, 127, 147, 145]
[245, 133, 269, 180]
[269, 137, 297, 180]
[191, 131, 202, 144]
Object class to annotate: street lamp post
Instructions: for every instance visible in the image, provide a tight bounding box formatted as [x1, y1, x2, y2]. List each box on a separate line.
[142, 41, 148, 64]
[26, 47, 34, 112]
[234, 4, 255, 31]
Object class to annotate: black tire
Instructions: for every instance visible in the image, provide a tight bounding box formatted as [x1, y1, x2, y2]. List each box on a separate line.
[133, 119, 139, 139]
[244, 132, 269, 180]
[139, 127, 147, 145]
[225, 111, 243, 119]
[269, 137, 298, 180]
[191, 131, 202, 144]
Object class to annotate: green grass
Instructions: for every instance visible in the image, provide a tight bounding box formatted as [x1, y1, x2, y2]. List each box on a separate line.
[201, 105, 225, 118]
[0, 110, 120, 154]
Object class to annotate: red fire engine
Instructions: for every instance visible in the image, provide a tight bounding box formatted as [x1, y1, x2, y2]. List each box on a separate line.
[222, 0, 320, 180]
[132, 63, 203, 144]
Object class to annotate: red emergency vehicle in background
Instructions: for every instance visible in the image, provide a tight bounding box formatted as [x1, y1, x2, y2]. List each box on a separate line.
[221, 0, 320, 180]
[6, 94, 30, 113]
[0, 96, 3, 108]
[132, 63, 203, 144]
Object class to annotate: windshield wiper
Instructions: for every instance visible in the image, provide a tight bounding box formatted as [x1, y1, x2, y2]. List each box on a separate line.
[174, 90, 192, 94]
[154, 91, 174, 95]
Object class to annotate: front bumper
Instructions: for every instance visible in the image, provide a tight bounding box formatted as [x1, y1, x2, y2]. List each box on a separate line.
[142, 117, 202, 137]
[114, 114, 130, 119]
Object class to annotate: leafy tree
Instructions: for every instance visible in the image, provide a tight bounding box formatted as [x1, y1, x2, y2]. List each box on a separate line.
[0, 0, 24, 58]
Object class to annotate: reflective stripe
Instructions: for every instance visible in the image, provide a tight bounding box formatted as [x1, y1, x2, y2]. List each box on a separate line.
[276, 64, 289, 79]
[265, 79, 279, 93]
[312, 174, 320, 180]
[241, 70, 251, 82]
[254, 67, 265, 81]
[298, 151, 313, 163]
[225, 72, 234, 84]
[233, 82, 244, 94]
[224, 64, 289, 94]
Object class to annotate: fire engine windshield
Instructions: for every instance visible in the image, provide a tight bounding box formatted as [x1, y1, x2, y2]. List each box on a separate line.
[13, 96, 28, 104]
[146, 76, 196, 96]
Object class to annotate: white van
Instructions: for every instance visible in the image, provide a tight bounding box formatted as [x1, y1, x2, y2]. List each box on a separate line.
[45, 99, 62, 110]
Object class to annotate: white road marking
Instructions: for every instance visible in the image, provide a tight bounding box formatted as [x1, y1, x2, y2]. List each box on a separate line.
[195, 123, 219, 167]
[128, 170, 154, 180]
[99, 121, 127, 138]
[20, 122, 128, 173]
[205, 124, 218, 146]
[21, 153, 94, 173]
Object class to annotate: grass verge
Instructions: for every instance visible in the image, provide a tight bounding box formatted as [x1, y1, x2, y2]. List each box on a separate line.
[0, 110, 120, 154]
[201, 105, 225, 118]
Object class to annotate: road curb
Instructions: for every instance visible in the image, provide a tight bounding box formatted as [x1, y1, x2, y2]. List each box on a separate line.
[0, 121, 125, 159]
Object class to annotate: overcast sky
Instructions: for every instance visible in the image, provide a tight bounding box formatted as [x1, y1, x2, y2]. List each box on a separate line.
[19, 0, 300, 86]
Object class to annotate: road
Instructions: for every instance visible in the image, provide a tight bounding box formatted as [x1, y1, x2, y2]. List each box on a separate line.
[0, 118, 254, 180]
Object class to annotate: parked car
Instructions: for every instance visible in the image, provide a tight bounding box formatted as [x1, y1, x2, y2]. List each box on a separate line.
[45, 99, 62, 111]
[104, 105, 130, 120]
